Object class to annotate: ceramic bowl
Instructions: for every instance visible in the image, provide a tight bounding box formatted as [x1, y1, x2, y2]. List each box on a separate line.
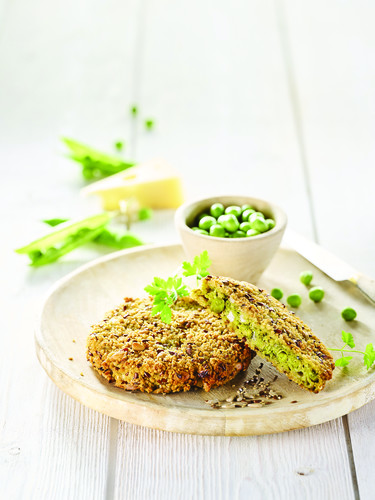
[175, 195, 287, 284]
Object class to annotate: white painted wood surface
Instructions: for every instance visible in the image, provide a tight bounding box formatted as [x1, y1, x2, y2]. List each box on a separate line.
[1, 0, 374, 498]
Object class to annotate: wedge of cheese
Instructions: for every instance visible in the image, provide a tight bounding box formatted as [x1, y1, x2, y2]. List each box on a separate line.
[81, 159, 184, 210]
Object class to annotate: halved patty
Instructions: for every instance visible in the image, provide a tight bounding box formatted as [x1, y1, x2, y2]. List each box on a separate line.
[192, 276, 335, 393]
[87, 296, 254, 393]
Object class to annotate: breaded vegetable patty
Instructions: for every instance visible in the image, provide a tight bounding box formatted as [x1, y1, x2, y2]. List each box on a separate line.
[87, 296, 253, 393]
[192, 276, 334, 393]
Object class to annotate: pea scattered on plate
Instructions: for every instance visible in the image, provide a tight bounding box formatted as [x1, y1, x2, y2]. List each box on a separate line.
[190, 203, 276, 239]
[287, 294, 302, 308]
[271, 288, 283, 300]
[299, 270, 313, 286]
[309, 286, 325, 303]
[341, 307, 357, 321]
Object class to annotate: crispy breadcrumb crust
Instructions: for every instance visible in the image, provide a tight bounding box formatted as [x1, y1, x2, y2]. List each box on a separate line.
[87, 296, 254, 393]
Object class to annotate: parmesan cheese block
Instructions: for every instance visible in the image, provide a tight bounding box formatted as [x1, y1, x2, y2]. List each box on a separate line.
[81, 160, 184, 210]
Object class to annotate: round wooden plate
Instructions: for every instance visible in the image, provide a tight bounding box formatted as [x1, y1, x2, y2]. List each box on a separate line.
[35, 243, 375, 435]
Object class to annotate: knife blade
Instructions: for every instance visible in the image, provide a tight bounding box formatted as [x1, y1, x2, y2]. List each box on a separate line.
[284, 229, 375, 306]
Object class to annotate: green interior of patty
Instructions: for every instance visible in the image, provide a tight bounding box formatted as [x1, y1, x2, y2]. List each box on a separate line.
[201, 288, 321, 391]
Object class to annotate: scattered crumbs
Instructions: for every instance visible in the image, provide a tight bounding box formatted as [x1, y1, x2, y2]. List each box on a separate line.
[80, 372, 84, 377]
[205, 361, 284, 410]
[72, 339, 76, 343]
[291, 400, 298, 404]
[68, 357, 73, 361]
[296, 467, 314, 476]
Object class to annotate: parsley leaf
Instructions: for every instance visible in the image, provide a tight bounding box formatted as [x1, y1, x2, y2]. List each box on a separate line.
[342, 330, 355, 349]
[182, 250, 212, 279]
[144, 276, 189, 324]
[144, 252, 212, 323]
[329, 331, 375, 371]
[335, 356, 353, 367]
[364, 343, 375, 370]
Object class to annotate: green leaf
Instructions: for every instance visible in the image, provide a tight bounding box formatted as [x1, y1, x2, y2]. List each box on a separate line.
[144, 284, 161, 296]
[43, 218, 69, 227]
[151, 302, 166, 315]
[182, 250, 212, 279]
[160, 304, 172, 324]
[94, 230, 143, 250]
[335, 356, 353, 367]
[364, 343, 375, 370]
[144, 274, 189, 323]
[342, 330, 355, 349]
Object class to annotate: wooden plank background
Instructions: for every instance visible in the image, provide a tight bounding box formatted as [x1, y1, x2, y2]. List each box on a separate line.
[1, 1, 374, 498]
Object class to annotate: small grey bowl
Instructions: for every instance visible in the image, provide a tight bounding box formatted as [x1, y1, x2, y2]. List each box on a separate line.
[175, 195, 287, 284]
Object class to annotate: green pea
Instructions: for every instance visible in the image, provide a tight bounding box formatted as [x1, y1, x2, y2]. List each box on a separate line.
[271, 288, 283, 300]
[250, 216, 268, 233]
[309, 287, 324, 303]
[198, 215, 216, 231]
[225, 205, 242, 218]
[219, 214, 239, 233]
[229, 230, 246, 238]
[242, 208, 256, 221]
[341, 307, 357, 321]
[194, 229, 209, 235]
[197, 212, 209, 222]
[266, 218, 275, 230]
[249, 212, 265, 223]
[241, 204, 254, 212]
[209, 224, 226, 238]
[287, 294, 302, 308]
[240, 221, 252, 232]
[246, 229, 260, 237]
[210, 203, 225, 218]
[300, 270, 313, 286]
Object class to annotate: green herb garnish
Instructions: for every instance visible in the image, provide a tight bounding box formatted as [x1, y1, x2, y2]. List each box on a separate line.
[144, 251, 212, 323]
[329, 331, 375, 369]
[94, 229, 143, 249]
[182, 250, 211, 279]
[144, 277, 189, 323]
[131, 105, 138, 116]
[63, 138, 135, 181]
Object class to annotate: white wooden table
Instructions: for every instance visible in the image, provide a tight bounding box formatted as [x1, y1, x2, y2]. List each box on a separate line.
[1, 1, 374, 498]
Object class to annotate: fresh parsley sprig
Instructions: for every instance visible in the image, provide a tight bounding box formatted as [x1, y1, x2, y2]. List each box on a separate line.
[144, 251, 212, 323]
[144, 277, 189, 323]
[182, 250, 212, 280]
[329, 331, 375, 369]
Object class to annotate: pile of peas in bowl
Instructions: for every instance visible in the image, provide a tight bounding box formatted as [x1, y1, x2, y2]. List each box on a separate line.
[190, 203, 276, 238]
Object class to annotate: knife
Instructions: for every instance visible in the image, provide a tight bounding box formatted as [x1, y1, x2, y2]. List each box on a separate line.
[284, 229, 375, 306]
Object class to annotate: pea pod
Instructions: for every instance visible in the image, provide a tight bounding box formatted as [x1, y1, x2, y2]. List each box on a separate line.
[16, 213, 111, 266]
[63, 138, 135, 180]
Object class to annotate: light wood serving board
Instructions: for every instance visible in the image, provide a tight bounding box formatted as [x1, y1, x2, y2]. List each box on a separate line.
[35, 243, 375, 436]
